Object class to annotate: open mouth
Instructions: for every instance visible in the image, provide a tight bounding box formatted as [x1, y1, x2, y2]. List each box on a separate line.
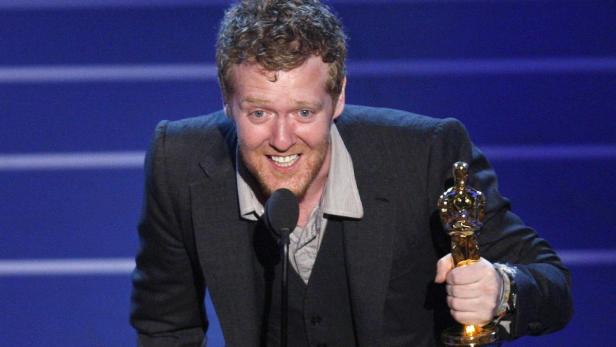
[269, 154, 299, 167]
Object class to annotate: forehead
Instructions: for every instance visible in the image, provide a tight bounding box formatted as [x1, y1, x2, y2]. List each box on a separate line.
[228, 56, 330, 97]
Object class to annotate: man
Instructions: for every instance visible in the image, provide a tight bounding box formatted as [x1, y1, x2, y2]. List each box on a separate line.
[130, 1, 572, 346]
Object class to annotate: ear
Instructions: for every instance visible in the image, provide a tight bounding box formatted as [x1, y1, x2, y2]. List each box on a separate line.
[332, 77, 346, 120]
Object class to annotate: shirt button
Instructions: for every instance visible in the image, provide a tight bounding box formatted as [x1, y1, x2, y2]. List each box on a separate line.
[311, 315, 322, 326]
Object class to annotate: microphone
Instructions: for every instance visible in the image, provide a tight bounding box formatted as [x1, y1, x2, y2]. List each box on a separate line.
[264, 188, 299, 241]
[262, 188, 298, 347]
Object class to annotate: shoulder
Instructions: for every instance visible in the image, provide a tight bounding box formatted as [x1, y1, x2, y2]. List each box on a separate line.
[159, 110, 234, 143]
[153, 110, 235, 154]
[337, 104, 470, 149]
[147, 110, 236, 179]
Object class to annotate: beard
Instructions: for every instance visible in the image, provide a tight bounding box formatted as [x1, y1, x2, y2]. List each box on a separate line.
[239, 140, 330, 200]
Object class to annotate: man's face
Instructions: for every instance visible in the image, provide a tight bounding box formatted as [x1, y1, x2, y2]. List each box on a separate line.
[227, 56, 345, 199]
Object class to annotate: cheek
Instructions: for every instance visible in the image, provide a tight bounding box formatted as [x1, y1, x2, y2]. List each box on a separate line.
[296, 123, 331, 147]
[237, 124, 269, 150]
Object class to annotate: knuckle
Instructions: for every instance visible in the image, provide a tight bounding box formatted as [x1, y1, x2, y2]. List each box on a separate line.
[447, 296, 458, 310]
[448, 270, 461, 284]
[457, 313, 473, 325]
[451, 310, 463, 322]
[450, 286, 458, 297]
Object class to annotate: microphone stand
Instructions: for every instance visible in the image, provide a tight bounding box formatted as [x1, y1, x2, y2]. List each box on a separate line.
[279, 227, 291, 347]
[263, 188, 298, 347]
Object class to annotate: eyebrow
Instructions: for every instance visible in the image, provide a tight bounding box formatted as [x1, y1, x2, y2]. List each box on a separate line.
[294, 100, 324, 109]
[240, 97, 271, 105]
[239, 97, 324, 110]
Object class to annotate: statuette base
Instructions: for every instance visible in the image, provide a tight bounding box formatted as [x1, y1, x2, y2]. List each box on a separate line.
[441, 324, 499, 346]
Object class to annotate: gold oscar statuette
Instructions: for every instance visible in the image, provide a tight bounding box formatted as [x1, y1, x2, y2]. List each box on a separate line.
[438, 161, 499, 346]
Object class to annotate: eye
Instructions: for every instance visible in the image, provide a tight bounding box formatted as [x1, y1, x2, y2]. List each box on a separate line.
[298, 109, 313, 119]
[247, 109, 271, 123]
[252, 110, 265, 118]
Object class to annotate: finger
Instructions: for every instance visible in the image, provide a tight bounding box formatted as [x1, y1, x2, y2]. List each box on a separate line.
[449, 310, 494, 326]
[434, 254, 454, 283]
[447, 295, 484, 313]
[446, 259, 492, 285]
[446, 267, 479, 286]
[446, 283, 481, 299]
[447, 290, 499, 324]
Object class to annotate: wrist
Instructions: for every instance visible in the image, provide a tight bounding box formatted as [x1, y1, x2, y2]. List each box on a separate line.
[493, 263, 518, 319]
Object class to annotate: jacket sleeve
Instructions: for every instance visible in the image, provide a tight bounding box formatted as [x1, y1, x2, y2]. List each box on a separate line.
[130, 121, 207, 347]
[426, 118, 573, 339]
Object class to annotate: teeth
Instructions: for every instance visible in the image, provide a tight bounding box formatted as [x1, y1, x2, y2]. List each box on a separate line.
[270, 154, 298, 167]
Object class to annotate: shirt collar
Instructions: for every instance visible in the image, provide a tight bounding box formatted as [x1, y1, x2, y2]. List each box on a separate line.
[236, 123, 363, 221]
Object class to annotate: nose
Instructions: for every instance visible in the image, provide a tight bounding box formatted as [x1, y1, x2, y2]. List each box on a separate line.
[270, 115, 295, 152]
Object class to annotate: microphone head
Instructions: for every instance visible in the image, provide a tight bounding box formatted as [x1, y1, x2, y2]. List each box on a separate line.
[264, 188, 299, 238]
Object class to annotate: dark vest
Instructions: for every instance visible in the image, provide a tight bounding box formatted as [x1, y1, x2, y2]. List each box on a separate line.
[252, 218, 357, 347]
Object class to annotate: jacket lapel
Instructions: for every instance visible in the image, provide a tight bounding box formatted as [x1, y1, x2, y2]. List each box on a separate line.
[189, 122, 262, 346]
[343, 191, 396, 346]
[338, 118, 397, 345]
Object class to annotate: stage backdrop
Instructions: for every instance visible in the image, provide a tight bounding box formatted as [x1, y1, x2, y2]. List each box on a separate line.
[1, 0, 614, 345]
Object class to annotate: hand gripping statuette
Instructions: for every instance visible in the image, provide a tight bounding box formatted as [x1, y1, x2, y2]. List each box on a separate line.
[438, 161, 499, 346]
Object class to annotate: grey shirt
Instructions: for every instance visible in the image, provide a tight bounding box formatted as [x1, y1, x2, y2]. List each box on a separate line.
[236, 124, 364, 283]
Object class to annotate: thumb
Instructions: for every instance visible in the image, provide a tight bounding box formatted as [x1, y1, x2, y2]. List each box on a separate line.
[434, 253, 454, 283]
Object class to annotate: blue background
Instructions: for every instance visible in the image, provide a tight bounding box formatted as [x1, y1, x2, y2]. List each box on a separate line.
[1, 0, 614, 346]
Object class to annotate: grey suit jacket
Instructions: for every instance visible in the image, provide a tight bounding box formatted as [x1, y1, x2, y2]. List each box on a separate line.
[130, 105, 572, 346]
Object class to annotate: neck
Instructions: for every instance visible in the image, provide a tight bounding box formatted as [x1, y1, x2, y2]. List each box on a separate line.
[297, 149, 331, 227]
[297, 184, 325, 227]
